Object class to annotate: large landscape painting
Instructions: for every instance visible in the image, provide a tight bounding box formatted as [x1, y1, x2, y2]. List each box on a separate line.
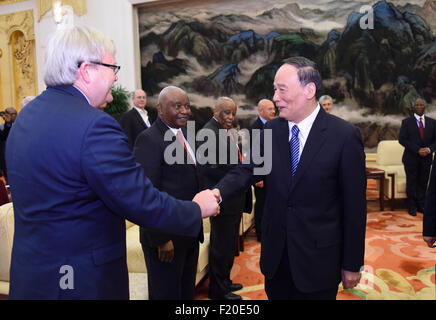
[138, 0, 435, 149]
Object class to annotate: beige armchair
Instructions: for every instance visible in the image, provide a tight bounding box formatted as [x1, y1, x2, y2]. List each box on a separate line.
[371, 140, 406, 209]
[0, 202, 14, 296]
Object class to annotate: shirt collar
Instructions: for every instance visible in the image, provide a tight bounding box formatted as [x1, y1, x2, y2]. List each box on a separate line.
[259, 115, 267, 124]
[414, 113, 425, 120]
[72, 85, 91, 105]
[134, 106, 148, 115]
[288, 104, 321, 141]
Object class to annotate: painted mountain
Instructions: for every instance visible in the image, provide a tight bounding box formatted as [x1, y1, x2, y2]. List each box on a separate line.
[138, 0, 436, 148]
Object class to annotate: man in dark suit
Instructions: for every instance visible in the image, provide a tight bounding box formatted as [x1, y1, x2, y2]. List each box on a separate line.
[6, 26, 219, 300]
[250, 99, 276, 241]
[399, 98, 436, 216]
[133, 86, 203, 300]
[213, 56, 367, 300]
[119, 89, 153, 150]
[198, 97, 245, 300]
[423, 155, 436, 248]
[0, 107, 17, 181]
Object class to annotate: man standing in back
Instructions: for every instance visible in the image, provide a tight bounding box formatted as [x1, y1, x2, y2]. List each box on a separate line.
[120, 89, 153, 150]
[250, 99, 275, 240]
[198, 97, 245, 300]
[399, 98, 436, 216]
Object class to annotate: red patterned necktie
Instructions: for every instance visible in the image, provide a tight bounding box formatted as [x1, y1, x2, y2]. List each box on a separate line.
[176, 130, 196, 166]
[419, 117, 424, 140]
[227, 129, 243, 163]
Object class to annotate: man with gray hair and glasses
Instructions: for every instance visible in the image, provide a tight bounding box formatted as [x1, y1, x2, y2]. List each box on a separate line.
[6, 25, 219, 300]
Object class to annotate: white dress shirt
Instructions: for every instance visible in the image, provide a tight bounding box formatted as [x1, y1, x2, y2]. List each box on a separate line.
[414, 113, 425, 128]
[167, 126, 196, 164]
[288, 104, 321, 163]
[134, 106, 151, 127]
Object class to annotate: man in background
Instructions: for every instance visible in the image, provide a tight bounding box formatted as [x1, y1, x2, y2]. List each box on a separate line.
[199, 97, 245, 300]
[250, 99, 275, 240]
[399, 98, 436, 216]
[20, 96, 35, 109]
[120, 89, 153, 150]
[319, 95, 334, 114]
[6, 25, 219, 300]
[134, 86, 203, 300]
[0, 107, 17, 180]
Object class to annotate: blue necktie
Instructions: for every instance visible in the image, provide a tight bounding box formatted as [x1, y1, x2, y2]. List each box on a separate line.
[290, 125, 300, 176]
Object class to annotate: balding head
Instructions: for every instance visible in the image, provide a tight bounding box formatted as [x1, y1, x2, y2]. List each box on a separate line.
[157, 86, 191, 129]
[258, 99, 275, 121]
[132, 89, 147, 110]
[3, 107, 17, 124]
[214, 97, 237, 129]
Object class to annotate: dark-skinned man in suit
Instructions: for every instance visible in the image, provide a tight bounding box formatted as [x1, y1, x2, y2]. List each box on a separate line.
[212, 56, 367, 300]
[198, 97, 245, 300]
[399, 98, 436, 216]
[133, 86, 203, 300]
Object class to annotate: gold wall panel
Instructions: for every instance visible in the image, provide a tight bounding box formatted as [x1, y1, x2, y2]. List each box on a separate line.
[37, 0, 87, 22]
[0, 10, 37, 112]
[0, 0, 27, 5]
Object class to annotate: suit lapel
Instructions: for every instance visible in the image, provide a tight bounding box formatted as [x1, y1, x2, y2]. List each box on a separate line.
[275, 119, 292, 190]
[290, 110, 328, 193]
[424, 116, 431, 140]
[133, 109, 148, 129]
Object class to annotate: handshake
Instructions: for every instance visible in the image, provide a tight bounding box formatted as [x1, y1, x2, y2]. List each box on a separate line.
[193, 188, 221, 218]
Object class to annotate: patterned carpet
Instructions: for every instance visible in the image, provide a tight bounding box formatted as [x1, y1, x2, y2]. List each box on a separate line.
[195, 181, 436, 300]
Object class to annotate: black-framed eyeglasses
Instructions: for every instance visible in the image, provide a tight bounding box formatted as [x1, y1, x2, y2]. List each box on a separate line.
[78, 61, 120, 75]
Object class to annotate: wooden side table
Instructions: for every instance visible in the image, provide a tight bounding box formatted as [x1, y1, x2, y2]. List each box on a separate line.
[366, 168, 385, 211]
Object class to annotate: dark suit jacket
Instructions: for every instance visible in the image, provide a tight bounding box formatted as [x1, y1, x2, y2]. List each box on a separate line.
[6, 85, 201, 299]
[424, 156, 436, 237]
[133, 117, 203, 248]
[215, 108, 367, 292]
[251, 117, 265, 131]
[198, 118, 245, 215]
[398, 115, 436, 165]
[119, 108, 152, 150]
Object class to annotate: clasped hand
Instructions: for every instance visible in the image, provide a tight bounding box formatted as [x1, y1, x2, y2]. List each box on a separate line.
[192, 189, 221, 218]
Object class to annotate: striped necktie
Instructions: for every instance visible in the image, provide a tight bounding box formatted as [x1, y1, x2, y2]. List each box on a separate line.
[290, 125, 300, 176]
[418, 117, 425, 140]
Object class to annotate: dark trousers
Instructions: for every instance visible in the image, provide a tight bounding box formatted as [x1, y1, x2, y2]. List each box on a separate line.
[142, 240, 199, 300]
[254, 186, 266, 240]
[208, 213, 242, 297]
[265, 247, 338, 300]
[404, 159, 431, 211]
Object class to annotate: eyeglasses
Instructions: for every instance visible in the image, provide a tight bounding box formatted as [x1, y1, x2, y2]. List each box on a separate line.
[78, 61, 121, 75]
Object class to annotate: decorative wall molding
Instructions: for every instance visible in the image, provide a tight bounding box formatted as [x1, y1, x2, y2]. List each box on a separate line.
[37, 0, 87, 22]
[0, 9, 37, 111]
[0, 9, 35, 42]
[0, 0, 27, 6]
